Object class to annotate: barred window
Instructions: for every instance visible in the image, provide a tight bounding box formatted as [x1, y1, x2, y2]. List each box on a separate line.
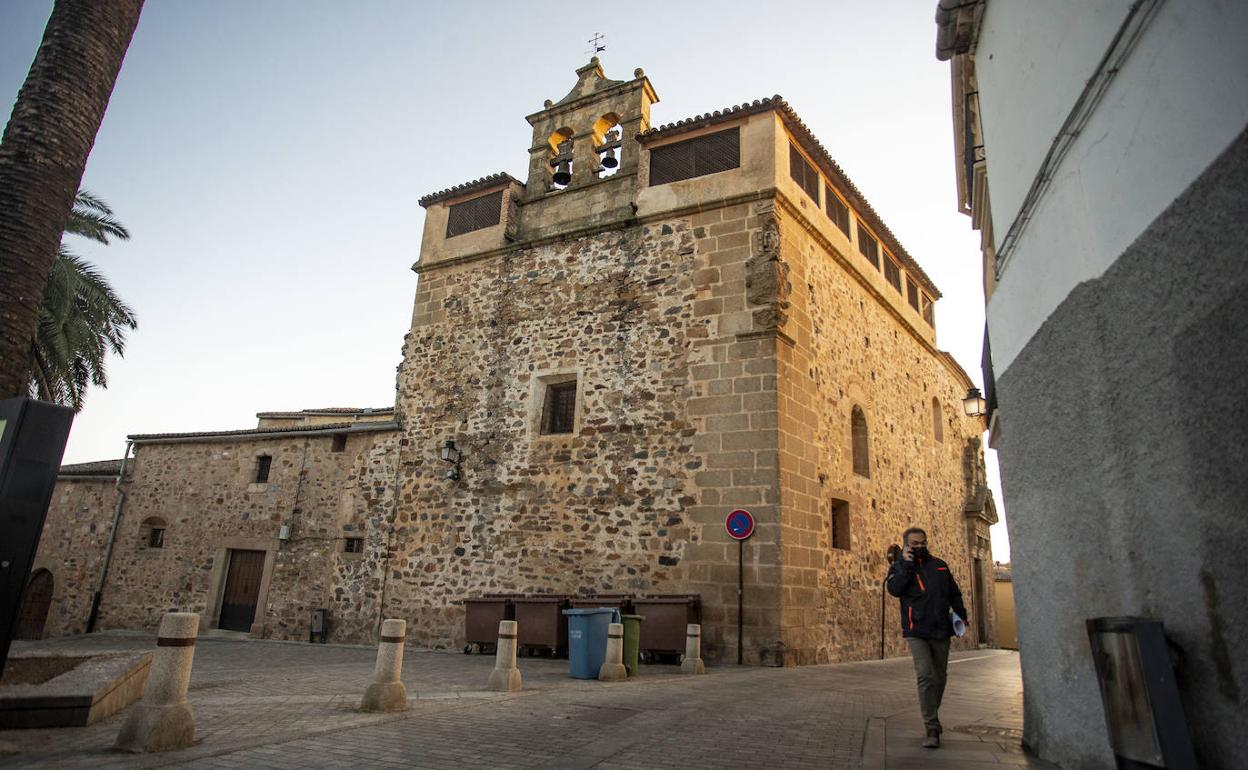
[825, 186, 850, 236]
[884, 256, 902, 293]
[648, 127, 740, 186]
[907, 278, 921, 311]
[445, 190, 503, 238]
[255, 455, 272, 483]
[344, 537, 364, 554]
[543, 381, 578, 435]
[789, 144, 820, 202]
[857, 221, 880, 270]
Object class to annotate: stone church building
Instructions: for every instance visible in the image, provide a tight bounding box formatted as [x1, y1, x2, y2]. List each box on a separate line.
[23, 60, 997, 665]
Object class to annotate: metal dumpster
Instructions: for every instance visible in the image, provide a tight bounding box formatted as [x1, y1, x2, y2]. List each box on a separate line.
[513, 594, 569, 657]
[463, 594, 517, 654]
[633, 594, 701, 662]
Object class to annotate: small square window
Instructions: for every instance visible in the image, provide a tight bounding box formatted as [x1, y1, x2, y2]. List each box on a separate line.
[344, 537, 364, 554]
[148, 527, 165, 549]
[331, 434, 347, 453]
[542, 381, 578, 435]
[255, 455, 272, 483]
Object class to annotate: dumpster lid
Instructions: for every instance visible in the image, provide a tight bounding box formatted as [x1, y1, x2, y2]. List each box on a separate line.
[634, 596, 701, 604]
[562, 608, 622, 618]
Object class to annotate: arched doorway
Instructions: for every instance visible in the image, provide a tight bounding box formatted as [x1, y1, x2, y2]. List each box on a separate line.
[16, 569, 53, 640]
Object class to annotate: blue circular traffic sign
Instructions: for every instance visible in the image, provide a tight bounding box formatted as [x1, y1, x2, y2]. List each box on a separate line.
[725, 509, 755, 540]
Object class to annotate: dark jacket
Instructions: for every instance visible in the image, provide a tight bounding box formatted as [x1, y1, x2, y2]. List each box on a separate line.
[886, 552, 968, 639]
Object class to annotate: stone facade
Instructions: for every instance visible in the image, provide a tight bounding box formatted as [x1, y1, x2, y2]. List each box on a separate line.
[32, 463, 121, 638]
[25, 61, 995, 666]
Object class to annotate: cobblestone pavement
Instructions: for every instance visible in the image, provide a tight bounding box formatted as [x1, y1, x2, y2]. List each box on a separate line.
[1, 633, 1057, 768]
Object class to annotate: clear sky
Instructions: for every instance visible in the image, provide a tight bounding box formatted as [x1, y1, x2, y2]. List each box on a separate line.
[2, 0, 1012, 561]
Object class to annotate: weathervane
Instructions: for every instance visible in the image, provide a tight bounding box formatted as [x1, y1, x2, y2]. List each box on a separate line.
[586, 32, 606, 56]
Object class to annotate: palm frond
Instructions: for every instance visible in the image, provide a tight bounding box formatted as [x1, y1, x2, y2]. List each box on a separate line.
[65, 190, 131, 244]
[30, 246, 138, 411]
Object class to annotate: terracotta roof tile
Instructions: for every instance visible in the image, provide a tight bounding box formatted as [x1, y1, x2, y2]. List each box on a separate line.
[418, 172, 523, 208]
[255, 407, 394, 418]
[58, 459, 125, 476]
[128, 421, 398, 443]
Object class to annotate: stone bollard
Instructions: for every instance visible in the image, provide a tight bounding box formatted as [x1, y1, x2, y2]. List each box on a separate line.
[361, 619, 408, 712]
[115, 612, 199, 753]
[486, 620, 522, 692]
[598, 622, 627, 682]
[681, 623, 706, 674]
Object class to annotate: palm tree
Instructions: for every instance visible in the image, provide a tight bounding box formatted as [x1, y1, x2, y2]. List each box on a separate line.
[29, 191, 137, 410]
[0, 0, 145, 399]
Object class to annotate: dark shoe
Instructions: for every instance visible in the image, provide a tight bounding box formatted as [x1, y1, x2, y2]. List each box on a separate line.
[922, 728, 941, 749]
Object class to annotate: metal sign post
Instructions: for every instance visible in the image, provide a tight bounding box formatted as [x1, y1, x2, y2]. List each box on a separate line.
[725, 509, 754, 665]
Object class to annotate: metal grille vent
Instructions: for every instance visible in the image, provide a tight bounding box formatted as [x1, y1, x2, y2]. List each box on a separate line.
[789, 144, 820, 202]
[825, 185, 851, 236]
[884, 257, 902, 293]
[446, 190, 503, 238]
[857, 222, 880, 270]
[648, 127, 741, 186]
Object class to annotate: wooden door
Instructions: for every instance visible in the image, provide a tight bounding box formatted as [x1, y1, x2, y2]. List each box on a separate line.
[219, 550, 265, 631]
[15, 569, 53, 639]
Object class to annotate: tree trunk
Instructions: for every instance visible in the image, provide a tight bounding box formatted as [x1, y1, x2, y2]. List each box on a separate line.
[0, 0, 144, 399]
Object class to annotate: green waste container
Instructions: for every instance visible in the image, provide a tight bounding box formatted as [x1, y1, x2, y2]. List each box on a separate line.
[621, 614, 644, 676]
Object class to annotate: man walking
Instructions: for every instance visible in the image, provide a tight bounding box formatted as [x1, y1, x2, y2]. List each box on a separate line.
[886, 526, 968, 748]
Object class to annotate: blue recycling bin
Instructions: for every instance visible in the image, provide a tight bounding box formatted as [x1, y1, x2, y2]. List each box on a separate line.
[562, 607, 620, 679]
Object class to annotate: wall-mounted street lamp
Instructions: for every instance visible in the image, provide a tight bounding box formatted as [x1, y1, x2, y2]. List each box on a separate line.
[440, 438, 462, 481]
[963, 387, 988, 418]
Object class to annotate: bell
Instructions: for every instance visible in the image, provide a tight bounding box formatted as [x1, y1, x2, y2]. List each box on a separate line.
[552, 158, 572, 186]
[600, 146, 618, 169]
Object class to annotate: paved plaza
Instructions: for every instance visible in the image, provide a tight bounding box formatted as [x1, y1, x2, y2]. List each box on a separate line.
[1, 633, 1055, 769]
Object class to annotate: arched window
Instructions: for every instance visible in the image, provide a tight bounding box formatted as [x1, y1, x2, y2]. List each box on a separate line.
[547, 127, 574, 189]
[851, 406, 870, 478]
[16, 569, 53, 639]
[141, 516, 167, 549]
[593, 113, 622, 178]
[932, 397, 944, 443]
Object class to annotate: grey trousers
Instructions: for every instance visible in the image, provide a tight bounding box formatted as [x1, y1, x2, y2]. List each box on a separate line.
[906, 637, 951, 732]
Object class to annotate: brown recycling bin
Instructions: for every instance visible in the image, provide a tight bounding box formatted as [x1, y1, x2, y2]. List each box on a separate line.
[569, 594, 634, 615]
[513, 594, 570, 656]
[633, 594, 701, 658]
[463, 594, 516, 654]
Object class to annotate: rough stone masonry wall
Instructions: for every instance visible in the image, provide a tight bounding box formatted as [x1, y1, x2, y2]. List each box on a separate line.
[33, 478, 120, 637]
[95, 430, 396, 641]
[775, 200, 991, 664]
[392, 202, 787, 662]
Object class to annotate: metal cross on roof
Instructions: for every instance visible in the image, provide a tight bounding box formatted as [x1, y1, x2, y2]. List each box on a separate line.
[586, 32, 606, 56]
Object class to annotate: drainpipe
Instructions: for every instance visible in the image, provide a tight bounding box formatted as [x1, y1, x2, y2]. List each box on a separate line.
[86, 440, 133, 632]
